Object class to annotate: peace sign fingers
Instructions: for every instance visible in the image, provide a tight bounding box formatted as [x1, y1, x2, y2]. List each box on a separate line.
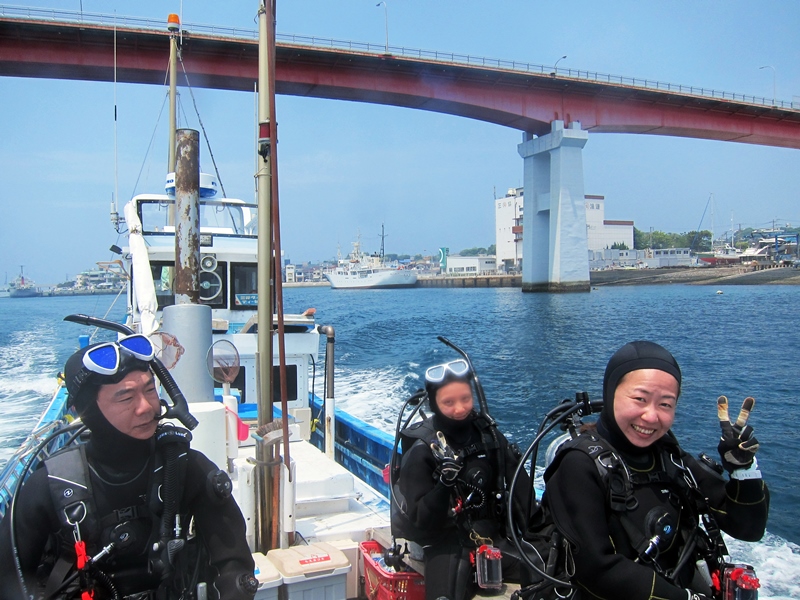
[734, 397, 755, 430]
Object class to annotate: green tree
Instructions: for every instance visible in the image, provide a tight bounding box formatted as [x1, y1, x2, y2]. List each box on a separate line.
[460, 247, 488, 256]
[633, 227, 711, 251]
[610, 242, 629, 250]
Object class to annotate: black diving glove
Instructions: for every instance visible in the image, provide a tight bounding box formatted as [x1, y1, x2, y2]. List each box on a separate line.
[685, 591, 713, 600]
[717, 396, 759, 473]
[431, 431, 462, 487]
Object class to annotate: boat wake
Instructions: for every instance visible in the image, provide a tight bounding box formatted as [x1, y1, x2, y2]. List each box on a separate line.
[726, 533, 800, 600]
[0, 329, 61, 466]
[331, 364, 415, 434]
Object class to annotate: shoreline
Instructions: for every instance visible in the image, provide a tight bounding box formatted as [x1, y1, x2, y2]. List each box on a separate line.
[282, 266, 800, 288]
[589, 265, 800, 286]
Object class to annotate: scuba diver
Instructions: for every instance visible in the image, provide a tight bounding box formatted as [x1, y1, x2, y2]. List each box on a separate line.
[0, 334, 257, 599]
[539, 341, 768, 600]
[391, 339, 532, 600]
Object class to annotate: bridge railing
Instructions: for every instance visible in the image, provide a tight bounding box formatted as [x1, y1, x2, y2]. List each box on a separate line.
[2, 4, 797, 111]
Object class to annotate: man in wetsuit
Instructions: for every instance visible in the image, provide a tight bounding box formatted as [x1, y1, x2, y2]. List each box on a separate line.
[394, 358, 531, 600]
[543, 341, 769, 600]
[0, 338, 257, 599]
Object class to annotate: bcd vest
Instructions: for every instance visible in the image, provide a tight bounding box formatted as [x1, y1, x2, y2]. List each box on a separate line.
[42, 425, 193, 599]
[391, 415, 513, 545]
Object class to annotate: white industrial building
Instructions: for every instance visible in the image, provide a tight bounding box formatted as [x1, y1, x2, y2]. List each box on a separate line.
[443, 255, 497, 275]
[495, 189, 634, 270]
[494, 188, 524, 271]
[584, 195, 634, 251]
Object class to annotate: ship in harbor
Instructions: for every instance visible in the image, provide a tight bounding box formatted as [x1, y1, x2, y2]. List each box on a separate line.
[324, 227, 417, 289]
[8, 266, 42, 298]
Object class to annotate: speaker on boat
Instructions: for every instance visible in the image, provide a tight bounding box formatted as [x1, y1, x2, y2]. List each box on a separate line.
[201, 255, 218, 272]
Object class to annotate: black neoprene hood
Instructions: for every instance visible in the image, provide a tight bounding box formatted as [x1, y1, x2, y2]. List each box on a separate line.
[603, 340, 682, 405]
[64, 344, 151, 413]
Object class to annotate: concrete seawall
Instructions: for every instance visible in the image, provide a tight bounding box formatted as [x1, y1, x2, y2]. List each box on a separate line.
[417, 275, 521, 288]
[280, 266, 800, 289]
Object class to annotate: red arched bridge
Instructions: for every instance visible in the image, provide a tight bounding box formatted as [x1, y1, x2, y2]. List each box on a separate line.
[2, 7, 800, 147]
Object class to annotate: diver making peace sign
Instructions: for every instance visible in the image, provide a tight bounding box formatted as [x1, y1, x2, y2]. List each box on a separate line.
[539, 341, 768, 600]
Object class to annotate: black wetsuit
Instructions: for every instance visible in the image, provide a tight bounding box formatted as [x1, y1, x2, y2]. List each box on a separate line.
[396, 412, 530, 600]
[544, 430, 769, 600]
[0, 434, 255, 600]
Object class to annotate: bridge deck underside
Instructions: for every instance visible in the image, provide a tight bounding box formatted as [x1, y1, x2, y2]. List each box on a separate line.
[2, 17, 800, 147]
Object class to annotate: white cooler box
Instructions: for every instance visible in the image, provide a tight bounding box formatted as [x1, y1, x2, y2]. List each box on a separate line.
[253, 552, 282, 600]
[267, 542, 351, 600]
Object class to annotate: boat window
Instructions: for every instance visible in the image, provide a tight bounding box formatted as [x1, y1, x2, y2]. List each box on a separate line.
[273, 364, 298, 403]
[137, 199, 257, 238]
[148, 261, 228, 309]
[230, 263, 259, 309]
[151, 263, 175, 310]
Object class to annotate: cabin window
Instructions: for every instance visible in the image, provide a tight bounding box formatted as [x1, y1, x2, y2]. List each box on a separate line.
[147, 261, 227, 310]
[273, 364, 299, 403]
[230, 263, 259, 309]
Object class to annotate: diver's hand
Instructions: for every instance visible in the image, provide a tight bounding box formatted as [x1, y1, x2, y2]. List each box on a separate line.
[717, 396, 759, 473]
[431, 431, 462, 486]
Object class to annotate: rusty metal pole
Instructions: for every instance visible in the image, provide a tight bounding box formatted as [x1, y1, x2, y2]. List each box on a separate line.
[173, 128, 200, 305]
[255, 0, 274, 553]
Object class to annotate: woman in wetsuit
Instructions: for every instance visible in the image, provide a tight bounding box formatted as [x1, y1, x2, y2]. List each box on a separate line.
[543, 341, 769, 600]
[394, 359, 530, 600]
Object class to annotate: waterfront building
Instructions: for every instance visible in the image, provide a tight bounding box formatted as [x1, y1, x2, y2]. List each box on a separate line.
[75, 267, 125, 290]
[494, 190, 634, 271]
[444, 255, 497, 275]
[588, 247, 693, 270]
[585, 195, 634, 251]
[494, 188, 524, 271]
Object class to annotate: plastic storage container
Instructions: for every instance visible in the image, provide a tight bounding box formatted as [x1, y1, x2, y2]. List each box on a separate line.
[267, 542, 351, 600]
[360, 540, 425, 600]
[252, 552, 282, 600]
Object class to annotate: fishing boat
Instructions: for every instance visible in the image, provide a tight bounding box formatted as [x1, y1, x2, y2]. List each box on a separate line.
[0, 7, 403, 599]
[325, 228, 417, 289]
[697, 244, 742, 266]
[8, 266, 43, 298]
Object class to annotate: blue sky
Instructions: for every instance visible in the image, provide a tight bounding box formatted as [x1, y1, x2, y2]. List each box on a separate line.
[2, 1, 799, 284]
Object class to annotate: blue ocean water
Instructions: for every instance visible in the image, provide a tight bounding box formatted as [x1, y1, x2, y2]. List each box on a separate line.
[1, 285, 798, 598]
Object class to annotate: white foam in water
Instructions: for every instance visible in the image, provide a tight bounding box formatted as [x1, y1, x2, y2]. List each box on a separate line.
[332, 365, 413, 434]
[0, 329, 61, 466]
[726, 533, 800, 600]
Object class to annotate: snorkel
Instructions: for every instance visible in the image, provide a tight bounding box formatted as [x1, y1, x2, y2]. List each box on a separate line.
[64, 314, 199, 430]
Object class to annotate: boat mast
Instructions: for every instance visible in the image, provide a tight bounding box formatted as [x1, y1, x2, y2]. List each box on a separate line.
[379, 223, 386, 261]
[167, 13, 180, 225]
[255, 0, 274, 553]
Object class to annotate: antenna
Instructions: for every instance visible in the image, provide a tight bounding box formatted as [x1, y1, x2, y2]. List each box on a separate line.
[112, 13, 119, 225]
[379, 223, 387, 260]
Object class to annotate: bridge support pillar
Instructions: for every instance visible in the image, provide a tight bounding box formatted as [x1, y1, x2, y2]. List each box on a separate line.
[518, 120, 590, 293]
